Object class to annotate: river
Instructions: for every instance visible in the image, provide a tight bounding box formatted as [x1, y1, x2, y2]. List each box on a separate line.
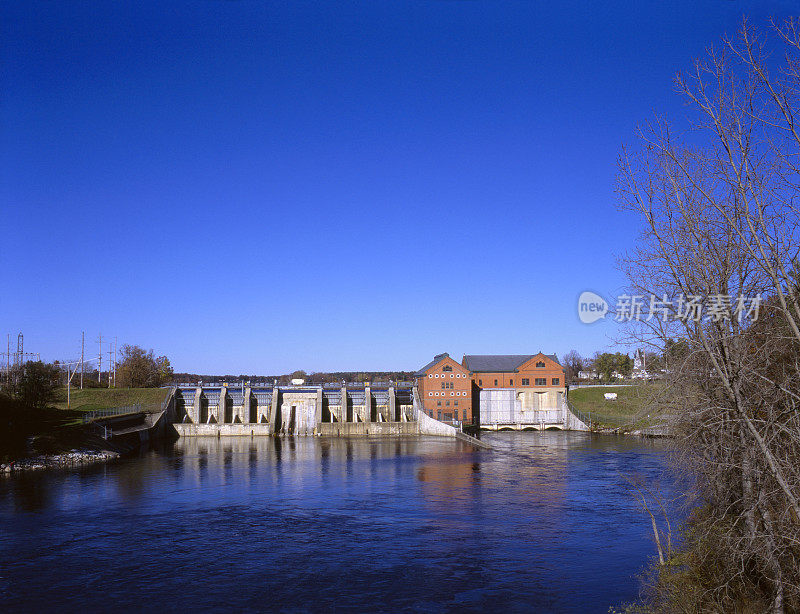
[0, 432, 682, 613]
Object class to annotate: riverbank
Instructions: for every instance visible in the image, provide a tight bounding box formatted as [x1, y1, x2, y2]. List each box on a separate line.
[0, 449, 120, 474]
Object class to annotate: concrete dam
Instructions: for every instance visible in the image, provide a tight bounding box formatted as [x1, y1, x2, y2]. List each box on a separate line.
[170, 383, 472, 440]
[89, 383, 586, 450]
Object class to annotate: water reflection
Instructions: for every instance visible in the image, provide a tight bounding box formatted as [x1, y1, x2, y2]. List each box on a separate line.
[0, 432, 678, 613]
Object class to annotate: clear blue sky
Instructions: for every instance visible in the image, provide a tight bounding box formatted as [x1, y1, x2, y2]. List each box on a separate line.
[1, 1, 791, 374]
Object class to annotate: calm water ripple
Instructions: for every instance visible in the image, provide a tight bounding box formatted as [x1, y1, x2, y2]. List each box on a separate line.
[0, 432, 681, 613]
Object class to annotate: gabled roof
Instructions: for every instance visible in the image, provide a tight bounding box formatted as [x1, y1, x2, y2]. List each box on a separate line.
[415, 353, 450, 377]
[462, 353, 562, 373]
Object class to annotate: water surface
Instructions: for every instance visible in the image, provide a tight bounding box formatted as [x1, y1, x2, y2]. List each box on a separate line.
[0, 432, 679, 613]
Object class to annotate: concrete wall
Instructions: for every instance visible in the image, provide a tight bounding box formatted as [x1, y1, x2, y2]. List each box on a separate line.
[479, 388, 577, 428]
[174, 423, 273, 437]
[318, 422, 419, 437]
[412, 387, 459, 437]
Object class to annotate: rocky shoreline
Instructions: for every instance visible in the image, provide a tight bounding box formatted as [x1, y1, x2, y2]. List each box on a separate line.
[0, 449, 120, 474]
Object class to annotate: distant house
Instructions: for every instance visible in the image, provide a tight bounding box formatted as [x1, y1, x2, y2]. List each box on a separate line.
[578, 370, 598, 380]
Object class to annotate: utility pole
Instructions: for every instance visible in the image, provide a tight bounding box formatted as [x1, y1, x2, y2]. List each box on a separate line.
[97, 333, 102, 385]
[108, 346, 115, 388]
[5, 334, 9, 385]
[80, 331, 85, 389]
[113, 337, 117, 387]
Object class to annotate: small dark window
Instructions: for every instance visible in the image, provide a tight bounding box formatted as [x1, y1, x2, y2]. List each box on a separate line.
[535, 378, 547, 386]
[441, 382, 445, 389]
[443, 365, 452, 371]
[536, 361, 546, 368]
[522, 378, 530, 386]
[552, 378, 560, 385]
[437, 401, 441, 406]
[446, 401, 450, 407]
[479, 379, 482, 386]
[437, 411, 442, 420]
[454, 409, 459, 419]
[509, 379, 513, 386]
[494, 379, 498, 386]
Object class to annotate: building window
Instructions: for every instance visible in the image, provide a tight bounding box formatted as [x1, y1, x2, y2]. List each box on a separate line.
[494, 379, 498, 386]
[552, 378, 560, 385]
[535, 378, 547, 386]
[428, 374, 432, 378]
[450, 374, 454, 378]
[437, 411, 441, 420]
[443, 365, 452, 372]
[522, 378, 530, 386]
[437, 401, 441, 407]
[479, 379, 482, 386]
[454, 409, 459, 419]
[536, 361, 545, 368]
[454, 400, 459, 407]
[428, 392, 433, 396]
[446, 401, 450, 406]
[509, 379, 514, 386]
[441, 382, 445, 389]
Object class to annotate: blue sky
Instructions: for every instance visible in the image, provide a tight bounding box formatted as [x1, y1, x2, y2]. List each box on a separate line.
[1, 1, 791, 374]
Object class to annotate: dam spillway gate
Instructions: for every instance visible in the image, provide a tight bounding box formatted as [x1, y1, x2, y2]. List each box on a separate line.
[171, 383, 419, 437]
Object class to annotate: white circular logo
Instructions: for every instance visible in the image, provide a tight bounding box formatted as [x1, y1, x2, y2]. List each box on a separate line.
[577, 291, 608, 324]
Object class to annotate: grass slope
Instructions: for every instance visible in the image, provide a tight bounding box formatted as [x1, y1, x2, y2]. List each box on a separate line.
[568, 383, 665, 429]
[52, 387, 169, 412]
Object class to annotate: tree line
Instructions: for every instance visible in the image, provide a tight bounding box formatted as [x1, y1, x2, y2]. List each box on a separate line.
[170, 369, 418, 386]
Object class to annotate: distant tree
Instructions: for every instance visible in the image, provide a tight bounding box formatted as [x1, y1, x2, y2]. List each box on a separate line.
[617, 353, 633, 377]
[594, 352, 632, 381]
[13, 361, 62, 409]
[562, 350, 584, 383]
[117, 345, 171, 388]
[155, 355, 173, 384]
[594, 353, 617, 381]
[641, 351, 664, 372]
[663, 338, 690, 372]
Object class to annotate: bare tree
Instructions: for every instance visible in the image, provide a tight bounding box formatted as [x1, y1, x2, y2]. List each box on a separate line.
[617, 18, 800, 613]
[563, 350, 583, 383]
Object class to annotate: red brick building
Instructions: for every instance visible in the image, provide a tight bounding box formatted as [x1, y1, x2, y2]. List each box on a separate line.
[415, 353, 474, 424]
[462, 353, 564, 389]
[415, 352, 566, 426]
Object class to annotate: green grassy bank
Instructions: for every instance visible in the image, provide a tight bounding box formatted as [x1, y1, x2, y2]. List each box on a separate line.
[568, 383, 666, 430]
[52, 387, 169, 412]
